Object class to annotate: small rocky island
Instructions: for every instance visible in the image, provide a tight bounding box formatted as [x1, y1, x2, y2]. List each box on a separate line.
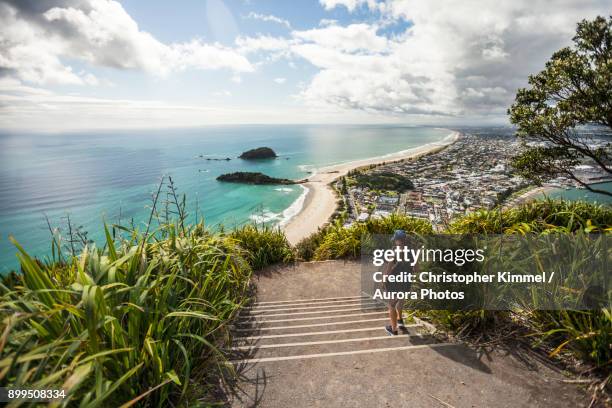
[239, 147, 277, 160]
[217, 172, 301, 185]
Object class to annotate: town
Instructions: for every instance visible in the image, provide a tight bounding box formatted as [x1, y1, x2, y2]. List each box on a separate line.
[335, 127, 597, 230]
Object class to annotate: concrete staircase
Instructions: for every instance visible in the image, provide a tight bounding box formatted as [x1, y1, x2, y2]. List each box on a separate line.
[231, 295, 448, 365]
[227, 261, 586, 408]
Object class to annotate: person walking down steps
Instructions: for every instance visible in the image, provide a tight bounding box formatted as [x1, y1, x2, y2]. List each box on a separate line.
[383, 230, 415, 336]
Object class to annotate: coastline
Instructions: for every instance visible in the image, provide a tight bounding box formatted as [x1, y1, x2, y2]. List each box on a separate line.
[503, 186, 555, 209]
[503, 181, 612, 209]
[282, 131, 462, 244]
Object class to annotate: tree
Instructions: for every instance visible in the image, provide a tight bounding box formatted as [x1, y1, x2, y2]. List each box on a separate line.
[508, 16, 612, 196]
[340, 176, 348, 194]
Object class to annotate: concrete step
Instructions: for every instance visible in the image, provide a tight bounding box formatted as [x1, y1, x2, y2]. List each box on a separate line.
[236, 309, 388, 327]
[243, 299, 383, 315]
[233, 324, 430, 346]
[232, 312, 397, 336]
[230, 339, 454, 365]
[237, 333, 440, 359]
[249, 295, 369, 307]
[240, 304, 386, 321]
[230, 260, 587, 408]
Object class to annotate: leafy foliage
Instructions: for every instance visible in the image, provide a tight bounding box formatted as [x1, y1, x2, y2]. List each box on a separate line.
[448, 198, 612, 234]
[349, 171, 414, 192]
[295, 226, 330, 261]
[229, 224, 294, 270]
[508, 16, 612, 195]
[440, 199, 611, 370]
[0, 222, 251, 407]
[311, 213, 433, 260]
[529, 309, 611, 367]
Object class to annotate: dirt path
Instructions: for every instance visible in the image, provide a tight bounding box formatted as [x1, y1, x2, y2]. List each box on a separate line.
[228, 261, 587, 407]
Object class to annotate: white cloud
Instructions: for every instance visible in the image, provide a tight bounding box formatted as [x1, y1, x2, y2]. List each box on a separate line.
[319, 19, 338, 27]
[0, 79, 398, 130]
[293, 23, 388, 53]
[274, 77, 286, 84]
[2, 0, 611, 128]
[236, 35, 291, 54]
[245, 12, 291, 28]
[0, 0, 253, 86]
[319, 0, 381, 12]
[298, 0, 611, 119]
[168, 40, 252, 73]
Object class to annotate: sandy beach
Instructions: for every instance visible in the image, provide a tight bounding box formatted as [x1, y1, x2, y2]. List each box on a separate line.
[502, 185, 555, 209]
[283, 131, 462, 244]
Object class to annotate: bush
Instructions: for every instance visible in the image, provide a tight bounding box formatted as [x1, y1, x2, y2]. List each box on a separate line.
[435, 199, 612, 371]
[295, 226, 329, 261]
[229, 224, 294, 270]
[312, 213, 433, 261]
[529, 309, 611, 367]
[448, 198, 612, 234]
[350, 171, 414, 192]
[0, 222, 251, 407]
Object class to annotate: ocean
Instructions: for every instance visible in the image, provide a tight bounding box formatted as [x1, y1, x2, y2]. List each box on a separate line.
[545, 182, 612, 204]
[0, 125, 451, 273]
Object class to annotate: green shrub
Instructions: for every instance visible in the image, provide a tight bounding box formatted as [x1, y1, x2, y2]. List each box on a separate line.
[313, 221, 367, 260]
[528, 309, 611, 367]
[229, 224, 294, 270]
[435, 199, 612, 370]
[448, 198, 612, 234]
[350, 171, 414, 192]
[0, 222, 251, 407]
[366, 213, 434, 235]
[312, 213, 433, 261]
[295, 227, 329, 261]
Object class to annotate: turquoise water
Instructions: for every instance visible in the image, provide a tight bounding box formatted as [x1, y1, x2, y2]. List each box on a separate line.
[0, 125, 451, 273]
[543, 182, 612, 204]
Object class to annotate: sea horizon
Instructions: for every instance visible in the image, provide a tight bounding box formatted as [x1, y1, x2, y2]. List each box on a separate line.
[0, 124, 453, 272]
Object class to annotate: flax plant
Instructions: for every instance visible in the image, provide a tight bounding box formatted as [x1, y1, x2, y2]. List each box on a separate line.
[0, 179, 252, 407]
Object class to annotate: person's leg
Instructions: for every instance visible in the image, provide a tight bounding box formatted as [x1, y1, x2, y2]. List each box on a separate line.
[395, 299, 407, 332]
[395, 299, 404, 321]
[385, 300, 399, 335]
[388, 303, 398, 330]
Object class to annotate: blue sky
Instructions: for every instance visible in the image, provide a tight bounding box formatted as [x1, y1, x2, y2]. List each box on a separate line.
[0, 0, 609, 131]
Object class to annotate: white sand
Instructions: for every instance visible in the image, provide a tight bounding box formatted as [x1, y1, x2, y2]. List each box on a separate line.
[283, 131, 462, 244]
[502, 186, 555, 209]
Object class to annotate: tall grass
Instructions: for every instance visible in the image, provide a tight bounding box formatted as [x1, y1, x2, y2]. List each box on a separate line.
[0, 221, 251, 407]
[529, 309, 611, 367]
[295, 226, 329, 261]
[0, 179, 258, 406]
[439, 200, 611, 372]
[304, 213, 433, 261]
[229, 224, 294, 270]
[448, 198, 612, 234]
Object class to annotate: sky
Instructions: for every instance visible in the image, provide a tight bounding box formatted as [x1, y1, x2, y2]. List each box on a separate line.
[0, 0, 609, 131]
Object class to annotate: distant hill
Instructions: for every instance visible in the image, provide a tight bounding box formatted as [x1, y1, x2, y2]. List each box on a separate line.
[239, 147, 277, 159]
[217, 172, 296, 185]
